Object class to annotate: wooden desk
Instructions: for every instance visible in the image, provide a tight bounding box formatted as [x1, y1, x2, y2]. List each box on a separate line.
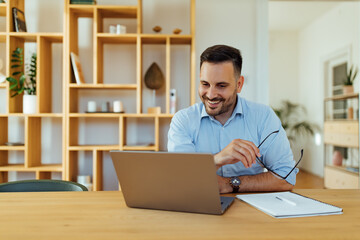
[0, 189, 359, 240]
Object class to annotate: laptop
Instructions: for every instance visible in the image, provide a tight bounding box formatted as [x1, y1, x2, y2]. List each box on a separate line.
[110, 151, 234, 215]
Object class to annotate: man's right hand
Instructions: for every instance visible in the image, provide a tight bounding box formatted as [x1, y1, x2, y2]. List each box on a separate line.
[214, 139, 260, 168]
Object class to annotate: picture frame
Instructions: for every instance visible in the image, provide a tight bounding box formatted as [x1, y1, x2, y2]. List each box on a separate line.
[70, 52, 86, 84]
[12, 7, 27, 32]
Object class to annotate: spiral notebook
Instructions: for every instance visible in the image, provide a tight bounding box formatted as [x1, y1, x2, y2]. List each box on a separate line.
[237, 191, 343, 218]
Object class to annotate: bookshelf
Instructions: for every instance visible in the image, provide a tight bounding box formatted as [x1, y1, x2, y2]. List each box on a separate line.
[324, 93, 360, 188]
[66, 0, 195, 190]
[0, 0, 195, 190]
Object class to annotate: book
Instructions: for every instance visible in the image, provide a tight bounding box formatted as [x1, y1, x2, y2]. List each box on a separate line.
[70, 0, 96, 4]
[237, 191, 343, 218]
[12, 7, 27, 32]
[70, 52, 86, 85]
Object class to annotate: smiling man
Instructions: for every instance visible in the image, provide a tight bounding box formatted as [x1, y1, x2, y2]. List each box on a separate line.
[168, 45, 299, 193]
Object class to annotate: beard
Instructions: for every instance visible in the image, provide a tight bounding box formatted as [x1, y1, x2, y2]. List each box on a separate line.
[201, 91, 237, 117]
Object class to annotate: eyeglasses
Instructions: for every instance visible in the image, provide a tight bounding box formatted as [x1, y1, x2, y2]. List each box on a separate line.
[255, 130, 303, 180]
[219, 130, 303, 180]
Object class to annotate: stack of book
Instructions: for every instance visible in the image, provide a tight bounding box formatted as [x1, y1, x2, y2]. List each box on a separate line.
[70, 0, 96, 4]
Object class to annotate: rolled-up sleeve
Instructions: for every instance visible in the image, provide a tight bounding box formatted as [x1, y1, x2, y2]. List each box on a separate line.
[259, 108, 299, 186]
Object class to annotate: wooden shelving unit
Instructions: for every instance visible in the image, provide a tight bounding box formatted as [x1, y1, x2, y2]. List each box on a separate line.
[0, 0, 66, 183]
[64, 0, 195, 190]
[324, 93, 360, 189]
[0, 0, 195, 189]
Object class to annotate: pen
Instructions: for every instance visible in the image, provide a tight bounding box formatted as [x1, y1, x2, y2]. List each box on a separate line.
[275, 196, 297, 206]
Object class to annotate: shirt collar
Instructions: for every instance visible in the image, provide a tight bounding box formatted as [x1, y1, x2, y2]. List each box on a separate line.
[200, 94, 243, 119]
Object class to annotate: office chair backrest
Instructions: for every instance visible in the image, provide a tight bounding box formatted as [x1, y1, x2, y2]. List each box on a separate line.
[0, 179, 88, 192]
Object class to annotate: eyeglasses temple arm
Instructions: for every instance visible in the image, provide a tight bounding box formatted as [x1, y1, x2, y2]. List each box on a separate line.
[257, 130, 279, 149]
[284, 149, 304, 179]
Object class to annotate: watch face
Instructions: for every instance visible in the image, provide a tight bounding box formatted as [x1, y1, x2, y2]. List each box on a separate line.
[230, 177, 241, 187]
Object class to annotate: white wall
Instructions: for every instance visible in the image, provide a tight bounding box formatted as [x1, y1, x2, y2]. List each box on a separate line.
[269, 31, 299, 108]
[196, 0, 268, 104]
[7, 0, 269, 189]
[297, 2, 360, 176]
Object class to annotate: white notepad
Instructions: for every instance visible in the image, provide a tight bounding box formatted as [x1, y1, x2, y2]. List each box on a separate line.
[237, 191, 343, 218]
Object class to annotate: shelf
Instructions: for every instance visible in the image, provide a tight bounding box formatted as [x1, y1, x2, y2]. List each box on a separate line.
[324, 119, 358, 122]
[122, 145, 156, 151]
[324, 93, 359, 101]
[96, 34, 192, 45]
[324, 120, 359, 148]
[123, 113, 173, 118]
[0, 145, 25, 151]
[141, 34, 192, 45]
[325, 164, 359, 174]
[0, 164, 63, 172]
[69, 4, 94, 16]
[69, 83, 137, 89]
[39, 33, 63, 42]
[97, 5, 138, 18]
[97, 34, 137, 44]
[0, 3, 6, 17]
[324, 165, 359, 189]
[68, 145, 120, 151]
[68, 113, 174, 118]
[9, 33, 38, 42]
[169, 35, 193, 45]
[9, 32, 63, 42]
[0, 83, 6, 88]
[0, 113, 63, 117]
[158, 114, 174, 118]
[69, 113, 123, 118]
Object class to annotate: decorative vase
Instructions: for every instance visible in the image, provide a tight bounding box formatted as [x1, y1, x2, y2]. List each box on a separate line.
[332, 150, 343, 167]
[343, 85, 354, 95]
[23, 94, 37, 114]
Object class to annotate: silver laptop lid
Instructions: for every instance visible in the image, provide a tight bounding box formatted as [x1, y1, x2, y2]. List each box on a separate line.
[110, 151, 224, 215]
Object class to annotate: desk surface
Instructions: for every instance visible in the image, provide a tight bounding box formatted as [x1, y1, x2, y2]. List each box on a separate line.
[0, 189, 359, 240]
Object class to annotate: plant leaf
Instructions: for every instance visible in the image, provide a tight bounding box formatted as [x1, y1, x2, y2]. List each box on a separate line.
[11, 64, 22, 68]
[6, 77, 17, 83]
[19, 75, 26, 86]
[12, 71, 22, 76]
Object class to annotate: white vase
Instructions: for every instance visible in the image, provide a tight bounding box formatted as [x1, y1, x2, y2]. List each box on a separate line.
[23, 95, 37, 114]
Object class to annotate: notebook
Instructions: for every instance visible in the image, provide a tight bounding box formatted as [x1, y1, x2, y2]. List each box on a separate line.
[237, 191, 343, 218]
[110, 151, 234, 215]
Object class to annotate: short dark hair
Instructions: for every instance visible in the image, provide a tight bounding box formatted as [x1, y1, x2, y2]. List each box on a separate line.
[200, 45, 242, 78]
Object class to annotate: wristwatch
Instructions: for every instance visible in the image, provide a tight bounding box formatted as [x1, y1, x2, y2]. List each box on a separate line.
[229, 176, 241, 193]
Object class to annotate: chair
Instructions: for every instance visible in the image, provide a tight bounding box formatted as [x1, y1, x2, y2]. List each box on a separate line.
[0, 179, 88, 192]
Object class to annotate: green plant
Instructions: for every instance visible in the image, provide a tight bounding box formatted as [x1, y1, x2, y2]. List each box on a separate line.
[6, 47, 37, 97]
[343, 65, 358, 86]
[272, 100, 319, 143]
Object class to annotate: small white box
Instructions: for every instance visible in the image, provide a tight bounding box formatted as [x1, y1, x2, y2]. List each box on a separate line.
[87, 101, 96, 112]
[116, 24, 127, 34]
[113, 100, 124, 113]
[109, 24, 116, 34]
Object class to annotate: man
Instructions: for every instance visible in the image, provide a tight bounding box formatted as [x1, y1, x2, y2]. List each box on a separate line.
[168, 45, 298, 193]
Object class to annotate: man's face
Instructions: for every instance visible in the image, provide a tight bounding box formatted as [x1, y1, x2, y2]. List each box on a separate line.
[198, 61, 243, 123]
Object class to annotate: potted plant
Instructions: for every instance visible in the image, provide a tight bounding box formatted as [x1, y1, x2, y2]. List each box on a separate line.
[343, 65, 358, 95]
[272, 100, 319, 146]
[6, 47, 37, 114]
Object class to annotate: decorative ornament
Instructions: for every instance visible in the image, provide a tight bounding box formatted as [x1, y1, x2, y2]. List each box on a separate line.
[144, 62, 164, 90]
[173, 28, 182, 35]
[332, 150, 343, 167]
[152, 26, 162, 33]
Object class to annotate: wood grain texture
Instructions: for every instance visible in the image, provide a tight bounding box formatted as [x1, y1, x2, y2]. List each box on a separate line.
[0, 189, 358, 240]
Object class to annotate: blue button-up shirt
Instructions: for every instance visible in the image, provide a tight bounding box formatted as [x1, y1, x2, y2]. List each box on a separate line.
[167, 94, 298, 185]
